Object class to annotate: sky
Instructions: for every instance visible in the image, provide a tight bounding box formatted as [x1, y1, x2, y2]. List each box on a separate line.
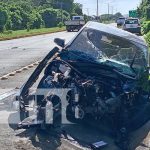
[74, 0, 142, 16]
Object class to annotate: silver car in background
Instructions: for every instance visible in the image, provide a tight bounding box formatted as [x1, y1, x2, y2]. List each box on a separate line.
[123, 18, 141, 35]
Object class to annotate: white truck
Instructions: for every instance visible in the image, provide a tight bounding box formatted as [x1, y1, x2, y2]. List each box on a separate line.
[65, 16, 85, 32]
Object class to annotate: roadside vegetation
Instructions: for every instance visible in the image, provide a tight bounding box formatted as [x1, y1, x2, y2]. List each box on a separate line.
[137, 0, 150, 47]
[0, 27, 65, 41]
[145, 32, 150, 48]
[0, 0, 82, 39]
[100, 12, 123, 23]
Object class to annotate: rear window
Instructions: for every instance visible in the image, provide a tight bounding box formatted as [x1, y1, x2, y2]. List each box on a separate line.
[125, 19, 139, 24]
[73, 16, 83, 20]
[119, 17, 125, 19]
[74, 17, 80, 20]
[117, 18, 125, 22]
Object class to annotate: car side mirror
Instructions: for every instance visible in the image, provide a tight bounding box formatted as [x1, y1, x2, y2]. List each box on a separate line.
[54, 38, 65, 48]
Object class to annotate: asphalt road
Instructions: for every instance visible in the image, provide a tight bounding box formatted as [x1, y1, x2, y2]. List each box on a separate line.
[0, 31, 76, 76]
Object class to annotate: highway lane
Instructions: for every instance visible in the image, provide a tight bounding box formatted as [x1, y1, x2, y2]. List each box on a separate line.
[0, 31, 76, 76]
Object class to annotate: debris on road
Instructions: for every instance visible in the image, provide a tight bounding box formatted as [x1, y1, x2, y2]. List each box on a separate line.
[91, 141, 108, 149]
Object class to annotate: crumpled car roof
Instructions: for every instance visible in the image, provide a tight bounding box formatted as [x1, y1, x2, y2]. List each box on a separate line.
[85, 21, 146, 46]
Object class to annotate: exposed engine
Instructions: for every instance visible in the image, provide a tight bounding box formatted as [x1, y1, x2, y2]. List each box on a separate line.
[38, 59, 142, 131]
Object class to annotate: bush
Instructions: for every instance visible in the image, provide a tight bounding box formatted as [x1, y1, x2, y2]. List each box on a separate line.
[40, 8, 58, 28]
[142, 21, 150, 34]
[29, 11, 43, 29]
[58, 22, 64, 28]
[145, 31, 150, 48]
[3, 30, 13, 34]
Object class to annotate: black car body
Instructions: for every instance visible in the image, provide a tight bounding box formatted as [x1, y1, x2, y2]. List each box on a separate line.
[16, 22, 150, 149]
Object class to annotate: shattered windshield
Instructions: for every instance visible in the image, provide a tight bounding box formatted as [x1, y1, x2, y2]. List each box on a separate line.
[68, 27, 148, 76]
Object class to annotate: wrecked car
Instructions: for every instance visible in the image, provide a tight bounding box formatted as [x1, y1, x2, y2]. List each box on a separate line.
[16, 22, 150, 149]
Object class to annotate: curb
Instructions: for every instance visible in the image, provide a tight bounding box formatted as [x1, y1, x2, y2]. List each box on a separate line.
[0, 76, 9, 80]
[0, 60, 40, 80]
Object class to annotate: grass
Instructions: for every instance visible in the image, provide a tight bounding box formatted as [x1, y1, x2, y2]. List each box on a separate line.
[0, 27, 66, 41]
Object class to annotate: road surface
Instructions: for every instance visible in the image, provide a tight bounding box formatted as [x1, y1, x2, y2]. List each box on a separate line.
[0, 31, 76, 76]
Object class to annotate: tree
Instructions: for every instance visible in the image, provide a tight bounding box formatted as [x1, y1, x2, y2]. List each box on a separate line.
[9, 5, 26, 30]
[52, 0, 74, 13]
[10, 12, 22, 30]
[57, 9, 70, 22]
[0, 0, 83, 31]
[145, 5, 150, 19]
[40, 8, 57, 27]
[100, 12, 123, 22]
[73, 3, 83, 15]
[137, 0, 150, 20]
[113, 12, 123, 19]
[0, 8, 8, 32]
[29, 11, 43, 29]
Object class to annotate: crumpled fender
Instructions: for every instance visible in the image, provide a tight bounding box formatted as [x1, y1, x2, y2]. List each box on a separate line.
[20, 47, 59, 98]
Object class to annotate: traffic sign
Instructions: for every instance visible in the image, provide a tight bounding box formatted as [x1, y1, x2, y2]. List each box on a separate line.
[129, 10, 137, 18]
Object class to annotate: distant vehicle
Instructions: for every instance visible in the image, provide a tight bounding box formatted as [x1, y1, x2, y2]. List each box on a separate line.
[65, 16, 85, 32]
[123, 18, 141, 35]
[116, 17, 125, 27]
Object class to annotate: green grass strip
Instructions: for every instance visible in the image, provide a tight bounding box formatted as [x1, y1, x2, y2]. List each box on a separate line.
[0, 27, 66, 41]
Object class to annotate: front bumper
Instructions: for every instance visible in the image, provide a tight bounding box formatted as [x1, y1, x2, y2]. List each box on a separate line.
[124, 27, 141, 33]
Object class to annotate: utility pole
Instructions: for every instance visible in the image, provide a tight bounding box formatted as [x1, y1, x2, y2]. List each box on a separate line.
[116, 8, 117, 13]
[111, 6, 114, 15]
[108, 3, 109, 21]
[87, 8, 89, 16]
[60, 1, 63, 23]
[86, 8, 90, 21]
[97, 0, 99, 20]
